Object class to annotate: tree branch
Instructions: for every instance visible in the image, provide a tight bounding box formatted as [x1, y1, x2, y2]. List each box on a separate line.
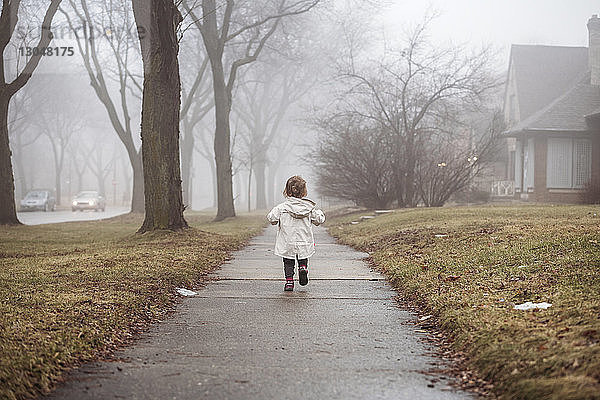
[7, 0, 62, 96]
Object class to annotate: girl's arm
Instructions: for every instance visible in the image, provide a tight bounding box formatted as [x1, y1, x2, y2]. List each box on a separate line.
[310, 209, 325, 226]
[266, 206, 281, 225]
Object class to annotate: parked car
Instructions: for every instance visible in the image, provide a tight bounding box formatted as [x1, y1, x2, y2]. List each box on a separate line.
[20, 190, 56, 212]
[71, 191, 105, 212]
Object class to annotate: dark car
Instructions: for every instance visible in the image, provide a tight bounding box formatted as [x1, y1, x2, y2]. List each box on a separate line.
[20, 190, 56, 212]
[71, 191, 106, 212]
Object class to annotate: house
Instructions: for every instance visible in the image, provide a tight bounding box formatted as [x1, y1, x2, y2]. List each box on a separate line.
[501, 15, 600, 203]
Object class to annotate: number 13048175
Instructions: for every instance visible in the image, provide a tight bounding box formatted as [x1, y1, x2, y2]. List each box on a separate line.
[19, 47, 75, 57]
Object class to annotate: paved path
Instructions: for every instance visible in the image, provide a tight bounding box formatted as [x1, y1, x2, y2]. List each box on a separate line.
[48, 227, 471, 400]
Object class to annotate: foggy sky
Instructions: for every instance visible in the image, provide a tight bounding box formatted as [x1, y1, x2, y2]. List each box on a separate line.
[382, 0, 598, 65]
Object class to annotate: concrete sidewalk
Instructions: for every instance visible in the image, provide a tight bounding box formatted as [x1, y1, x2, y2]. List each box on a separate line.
[48, 226, 471, 400]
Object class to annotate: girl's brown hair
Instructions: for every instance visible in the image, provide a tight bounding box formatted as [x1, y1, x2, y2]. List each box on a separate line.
[283, 175, 307, 198]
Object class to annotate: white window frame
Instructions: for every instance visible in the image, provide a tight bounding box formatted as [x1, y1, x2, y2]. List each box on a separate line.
[514, 140, 522, 191]
[525, 138, 535, 191]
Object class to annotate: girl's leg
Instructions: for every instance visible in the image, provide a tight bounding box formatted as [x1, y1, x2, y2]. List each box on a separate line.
[283, 257, 295, 291]
[283, 257, 295, 279]
[298, 257, 309, 286]
[297, 257, 308, 269]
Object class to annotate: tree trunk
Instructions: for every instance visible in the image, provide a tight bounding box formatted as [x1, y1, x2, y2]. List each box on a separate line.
[209, 156, 217, 209]
[267, 165, 276, 207]
[55, 166, 62, 206]
[209, 54, 236, 221]
[404, 154, 417, 207]
[75, 169, 83, 193]
[132, 0, 187, 232]
[254, 160, 267, 209]
[13, 136, 27, 202]
[180, 124, 194, 209]
[130, 152, 144, 213]
[0, 96, 19, 224]
[121, 156, 131, 206]
[234, 171, 242, 209]
[247, 165, 252, 212]
[96, 172, 105, 198]
[50, 144, 63, 206]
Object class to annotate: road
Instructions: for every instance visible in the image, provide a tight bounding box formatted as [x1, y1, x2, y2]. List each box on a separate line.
[17, 206, 130, 225]
[48, 226, 471, 400]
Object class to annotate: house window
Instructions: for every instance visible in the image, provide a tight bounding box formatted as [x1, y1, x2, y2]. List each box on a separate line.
[574, 140, 592, 187]
[547, 138, 591, 189]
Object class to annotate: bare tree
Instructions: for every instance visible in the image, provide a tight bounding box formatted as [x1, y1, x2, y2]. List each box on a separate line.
[183, 0, 319, 220]
[0, 0, 62, 224]
[236, 126, 255, 212]
[235, 57, 314, 209]
[414, 109, 504, 206]
[313, 116, 396, 208]
[266, 125, 295, 205]
[30, 75, 83, 205]
[339, 17, 498, 207]
[132, 0, 187, 232]
[313, 17, 500, 209]
[193, 119, 217, 208]
[68, 139, 89, 194]
[179, 28, 213, 209]
[81, 136, 113, 199]
[61, 0, 145, 213]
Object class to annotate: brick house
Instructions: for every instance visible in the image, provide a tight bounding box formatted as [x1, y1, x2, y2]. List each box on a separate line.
[502, 15, 600, 203]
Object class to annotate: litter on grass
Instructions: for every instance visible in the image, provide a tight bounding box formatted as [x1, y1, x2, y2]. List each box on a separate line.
[419, 315, 433, 321]
[518, 265, 528, 269]
[514, 301, 552, 310]
[176, 288, 197, 297]
[434, 234, 448, 238]
[350, 221, 359, 225]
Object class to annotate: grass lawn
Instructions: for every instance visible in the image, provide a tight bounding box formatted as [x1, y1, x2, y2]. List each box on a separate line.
[0, 212, 265, 400]
[328, 205, 600, 400]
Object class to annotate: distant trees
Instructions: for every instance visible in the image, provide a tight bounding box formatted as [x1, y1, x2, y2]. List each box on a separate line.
[61, 0, 145, 213]
[183, 0, 320, 220]
[314, 18, 501, 208]
[235, 57, 314, 209]
[31, 75, 84, 206]
[178, 30, 213, 209]
[0, 0, 63, 225]
[83, 136, 115, 200]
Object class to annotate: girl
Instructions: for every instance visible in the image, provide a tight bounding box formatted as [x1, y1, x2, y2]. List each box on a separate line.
[267, 176, 325, 291]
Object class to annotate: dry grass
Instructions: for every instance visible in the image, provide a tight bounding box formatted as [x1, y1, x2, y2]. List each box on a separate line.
[328, 205, 600, 400]
[0, 212, 265, 400]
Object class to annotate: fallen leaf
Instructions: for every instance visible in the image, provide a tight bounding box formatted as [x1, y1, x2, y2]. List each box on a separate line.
[445, 275, 461, 282]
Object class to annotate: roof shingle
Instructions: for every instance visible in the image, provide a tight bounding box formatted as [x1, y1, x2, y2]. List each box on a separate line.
[507, 77, 600, 134]
[510, 45, 588, 120]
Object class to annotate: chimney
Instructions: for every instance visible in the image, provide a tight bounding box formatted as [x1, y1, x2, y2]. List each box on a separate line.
[589, 14, 600, 85]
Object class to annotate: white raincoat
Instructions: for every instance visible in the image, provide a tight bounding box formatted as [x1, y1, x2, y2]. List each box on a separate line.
[266, 197, 326, 259]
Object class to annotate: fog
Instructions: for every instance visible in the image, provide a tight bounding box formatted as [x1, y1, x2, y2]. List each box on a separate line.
[3, 0, 599, 218]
